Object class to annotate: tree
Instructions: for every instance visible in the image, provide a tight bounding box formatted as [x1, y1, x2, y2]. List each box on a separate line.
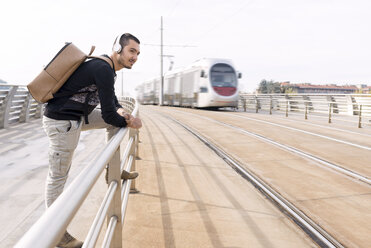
[258, 79, 268, 93]
[257, 79, 281, 94]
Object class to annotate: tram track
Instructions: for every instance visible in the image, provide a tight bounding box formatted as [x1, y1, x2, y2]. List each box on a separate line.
[154, 110, 345, 248]
[160, 108, 371, 185]
[230, 111, 371, 139]
[226, 112, 371, 151]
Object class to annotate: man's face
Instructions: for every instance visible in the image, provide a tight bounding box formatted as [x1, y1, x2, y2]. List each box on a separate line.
[118, 39, 140, 69]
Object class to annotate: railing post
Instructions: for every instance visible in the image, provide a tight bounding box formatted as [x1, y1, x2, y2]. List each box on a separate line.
[243, 98, 247, 112]
[255, 96, 259, 113]
[19, 92, 32, 123]
[269, 96, 272, 115]
[358, 105, 362, 128]
[328, 103, 332, 123]
[129, 128, 139, 192]
[0, 86, 18, 129]
[286, 100, 289, 117]
[35, 102, 44, 118]
[106, 130, 123, 248]
[345, 95, 355, 115]
[305, 103, 308, 120]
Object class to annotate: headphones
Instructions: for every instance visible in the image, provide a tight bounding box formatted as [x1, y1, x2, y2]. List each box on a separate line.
[113, 33, 126, 53]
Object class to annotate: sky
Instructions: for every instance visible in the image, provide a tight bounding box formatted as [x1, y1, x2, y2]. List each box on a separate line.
[1, 0, 371, 95]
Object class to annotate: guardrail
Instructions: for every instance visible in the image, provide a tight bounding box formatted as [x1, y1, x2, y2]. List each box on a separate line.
[0, 84, 44, 128]
[239, 93, 371, 128]
[15, 97, 140, 248]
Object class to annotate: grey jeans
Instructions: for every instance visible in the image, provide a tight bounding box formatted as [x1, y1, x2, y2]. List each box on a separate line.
[42, 109, 118, 207]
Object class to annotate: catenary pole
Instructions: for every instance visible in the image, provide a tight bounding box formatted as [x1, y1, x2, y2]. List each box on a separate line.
[160, 16, 164, 106]
[121, 70, 123, 97]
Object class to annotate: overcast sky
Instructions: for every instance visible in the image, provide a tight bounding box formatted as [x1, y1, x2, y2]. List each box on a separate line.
[1, 0, 370, 95]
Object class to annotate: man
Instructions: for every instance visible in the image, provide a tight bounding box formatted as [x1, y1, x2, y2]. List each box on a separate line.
[42, 33, 142, 248]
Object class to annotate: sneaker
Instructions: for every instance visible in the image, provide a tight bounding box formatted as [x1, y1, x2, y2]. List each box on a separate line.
[56, 231, 83, 248]
[121, 170, 139, 180]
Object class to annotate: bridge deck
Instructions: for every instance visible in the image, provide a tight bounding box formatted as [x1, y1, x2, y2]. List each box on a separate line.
[123, 109, 314, 248]
[1, 105, 370, 247]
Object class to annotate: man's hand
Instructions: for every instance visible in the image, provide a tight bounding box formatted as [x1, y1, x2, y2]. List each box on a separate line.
[117, 108, 142, 129]
[126, 115, 142, 129]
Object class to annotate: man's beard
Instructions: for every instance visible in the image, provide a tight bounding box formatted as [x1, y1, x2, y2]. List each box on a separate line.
[118, 53, 132, 69]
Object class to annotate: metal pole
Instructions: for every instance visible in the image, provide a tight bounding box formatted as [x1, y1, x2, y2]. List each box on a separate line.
[269, 97, 272, 115]
[328, 103, 332, 123]
[358, 105, 362, 128]
[121, 70, 123, 97]
[0, 86, 18, 128]
[19, 91, 31, 123]
[129, 128, 138, 192]
[160, 16, 164, 106]
[286, 100, 288, 117]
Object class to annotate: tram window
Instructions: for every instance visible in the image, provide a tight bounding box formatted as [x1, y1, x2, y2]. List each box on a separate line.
[210, 63, 237, 87]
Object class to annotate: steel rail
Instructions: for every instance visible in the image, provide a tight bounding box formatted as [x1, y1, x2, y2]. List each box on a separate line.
[170, 109, 371, 185]
[82, 181, 118, 248]
[120, 154, 135, 222]
[120, 137, 134, 171]
[219, 119, 371, 185]
[164, 113, 344, 248]
[228, 113, 371, 151]
[102, 216, 118, 248]
[232, 112, 371, 138]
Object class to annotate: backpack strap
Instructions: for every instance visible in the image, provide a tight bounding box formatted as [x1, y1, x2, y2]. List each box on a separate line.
[52, 54, 115, 124]
[88, 55, 114, 70]
[53, 55, 114, 99]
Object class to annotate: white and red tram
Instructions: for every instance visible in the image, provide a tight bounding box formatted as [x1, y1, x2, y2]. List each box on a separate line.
[136, 58, 241, 109]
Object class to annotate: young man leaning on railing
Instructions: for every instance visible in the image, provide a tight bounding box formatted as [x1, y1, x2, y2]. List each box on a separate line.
[42, 33, 142, 248]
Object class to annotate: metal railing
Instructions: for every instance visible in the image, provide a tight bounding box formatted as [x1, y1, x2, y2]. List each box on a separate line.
[0, 84, 44, 128]
[15, 97, 140, 248]
[239, 93, 371, 128]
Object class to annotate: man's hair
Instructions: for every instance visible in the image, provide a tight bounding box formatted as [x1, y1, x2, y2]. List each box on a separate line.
[119, 33, 140, 48]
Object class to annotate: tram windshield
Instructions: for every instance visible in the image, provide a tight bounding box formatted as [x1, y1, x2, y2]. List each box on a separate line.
[210, 63, 237, 87]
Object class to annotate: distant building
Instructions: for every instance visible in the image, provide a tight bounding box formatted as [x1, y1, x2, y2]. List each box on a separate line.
[359, 86, 371, 94]
[280, 82, 360, 94]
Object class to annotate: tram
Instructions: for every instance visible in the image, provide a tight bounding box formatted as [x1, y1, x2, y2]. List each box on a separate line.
[136, 58, 241, 108]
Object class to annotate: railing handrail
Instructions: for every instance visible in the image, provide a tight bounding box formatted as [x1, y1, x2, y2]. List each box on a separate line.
[15, 98, 139, 248]
[239, 93, 371, 127]
[0, 84, 43, 128]
[239, 92, 371, 97]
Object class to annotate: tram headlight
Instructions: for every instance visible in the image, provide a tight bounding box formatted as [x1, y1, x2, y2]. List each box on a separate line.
[200, 87, 208, 93]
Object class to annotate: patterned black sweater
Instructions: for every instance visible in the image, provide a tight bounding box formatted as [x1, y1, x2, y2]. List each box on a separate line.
[44, 56, 127, 127]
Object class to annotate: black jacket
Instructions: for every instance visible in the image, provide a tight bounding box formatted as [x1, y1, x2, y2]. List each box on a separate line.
[44, 56, 127, 127]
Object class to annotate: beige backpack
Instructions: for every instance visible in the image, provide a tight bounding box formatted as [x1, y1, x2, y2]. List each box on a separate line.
[27, 42, 112, 103]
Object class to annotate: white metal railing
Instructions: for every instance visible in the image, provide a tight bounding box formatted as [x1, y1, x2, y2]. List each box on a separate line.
[15, 97, 140, 248]
[239, 93, 371, 128]
[0, 84, 44, 128]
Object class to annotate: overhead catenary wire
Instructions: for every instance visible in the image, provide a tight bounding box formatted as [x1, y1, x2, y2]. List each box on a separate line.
[167, 0, 183, 17]
[142, 43, 196, 47]
[195, 0, 255, 42]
